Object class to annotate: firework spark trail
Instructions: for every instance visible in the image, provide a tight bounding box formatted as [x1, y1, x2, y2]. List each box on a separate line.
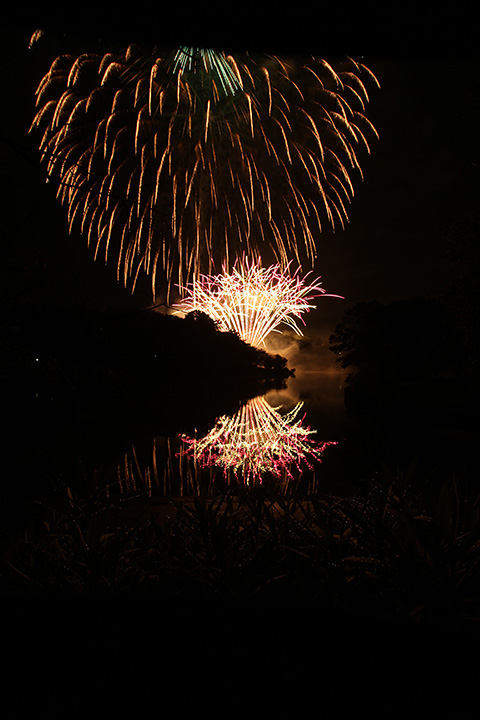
[181, 395, 337, 484]
[30, 45, 379, 299]
[175, 256, 343, 347]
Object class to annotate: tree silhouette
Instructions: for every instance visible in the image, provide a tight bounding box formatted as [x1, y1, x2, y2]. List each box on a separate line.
[329, 297, 454, 384]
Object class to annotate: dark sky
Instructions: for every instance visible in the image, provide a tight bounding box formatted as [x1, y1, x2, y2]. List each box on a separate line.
[2, 3, 480, 334]
[6, 2, 479, 59]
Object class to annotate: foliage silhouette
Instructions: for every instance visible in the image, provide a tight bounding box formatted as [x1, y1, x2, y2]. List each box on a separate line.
[329, 297, 454, 384]
[3, 460, 480, 629]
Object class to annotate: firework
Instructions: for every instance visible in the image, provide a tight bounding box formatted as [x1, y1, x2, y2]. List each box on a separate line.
[181, 395, 336, 484]
[175, 256, 342, 347]
[30, 45, 379, 298]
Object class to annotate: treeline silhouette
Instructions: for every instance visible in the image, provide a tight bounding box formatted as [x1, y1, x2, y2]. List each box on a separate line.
[1, 303, 291, 399]
[329, 216, 480, 425]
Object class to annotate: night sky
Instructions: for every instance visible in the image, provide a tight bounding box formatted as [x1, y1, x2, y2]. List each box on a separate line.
[2, 3, 480, 336]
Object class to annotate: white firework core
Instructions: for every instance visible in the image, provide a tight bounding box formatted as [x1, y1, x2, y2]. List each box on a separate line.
[176, 256, 343, 347]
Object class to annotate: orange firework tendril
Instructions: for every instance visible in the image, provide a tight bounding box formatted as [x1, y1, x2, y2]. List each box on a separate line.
[30, 46, 379, 299]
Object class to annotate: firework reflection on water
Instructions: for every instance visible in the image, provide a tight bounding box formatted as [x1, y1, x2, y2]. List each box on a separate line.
[181, 395, 337, 485]
[116, 392, 339, 497]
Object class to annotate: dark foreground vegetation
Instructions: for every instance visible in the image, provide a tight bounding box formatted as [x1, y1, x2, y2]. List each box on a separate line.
[4, 460, 480, 623]
[2, 462, 480, 717]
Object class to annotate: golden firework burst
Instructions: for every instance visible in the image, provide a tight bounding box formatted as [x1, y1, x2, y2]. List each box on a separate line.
[31, 45, 379, 299]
